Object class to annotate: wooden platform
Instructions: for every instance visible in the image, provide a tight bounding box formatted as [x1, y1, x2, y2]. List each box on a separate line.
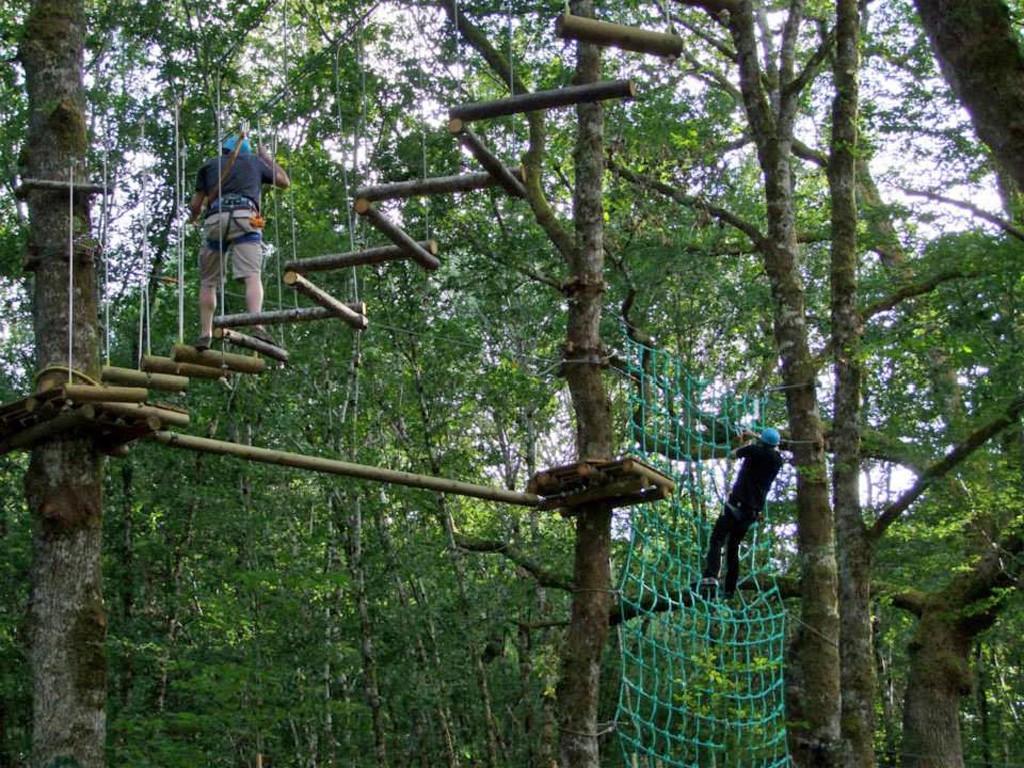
[528, 456, 674, 511]
[0, 383, 191, 457]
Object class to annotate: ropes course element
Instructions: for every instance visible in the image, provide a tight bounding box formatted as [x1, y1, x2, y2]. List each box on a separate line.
[617, 333, 789, 768]
[554, 12, 684, 58]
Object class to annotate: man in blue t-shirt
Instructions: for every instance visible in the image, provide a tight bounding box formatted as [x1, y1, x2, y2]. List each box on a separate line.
[701, 427, 785, 599]
[188, 135, 290, 350]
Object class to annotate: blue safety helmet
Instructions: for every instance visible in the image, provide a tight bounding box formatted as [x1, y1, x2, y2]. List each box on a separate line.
[222, 135, 252, 154]
[760, 427, 781, 446]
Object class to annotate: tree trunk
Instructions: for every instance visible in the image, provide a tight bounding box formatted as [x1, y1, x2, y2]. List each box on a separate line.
[829, 2, 872, 765]
[912, 0, 1024, 192]
[901, 606, 972, 768]
[18, 0, 106, 766]
[555, 3, 615, 767]
[725, 2, 842, 761]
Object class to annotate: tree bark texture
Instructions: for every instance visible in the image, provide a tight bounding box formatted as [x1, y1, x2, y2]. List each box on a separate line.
[555, 3, 615, 768]
[725, 2, 842, 762]
[912, 0, 1024, 192]
[900, 607, 971, 768]
[18, 0, 106, 766]
[828, 2, 872, 766]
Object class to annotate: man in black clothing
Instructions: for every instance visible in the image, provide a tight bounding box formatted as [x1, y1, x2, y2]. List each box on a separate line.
[188, 134, 289, 351]
[701, 427, 784, 599]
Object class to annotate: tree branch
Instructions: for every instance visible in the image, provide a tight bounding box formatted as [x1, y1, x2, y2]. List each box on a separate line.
[608, 159, 768, 248]
[903, 188, 1024, 244]
[454, 531, 573, 592]
[861, 268, 985, 320]
[870, 395, 1024, 539]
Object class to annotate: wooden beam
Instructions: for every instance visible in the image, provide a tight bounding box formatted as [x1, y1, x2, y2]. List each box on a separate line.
[213, 305, 367, 328]
[446, 121, 527, 198]
[354, 170, 522, 202]
[448, 79, 636, 122]
[214, 328, 290, 363]
[0, 405, 95, 454]
[61, 384, 149, 404]
[172, 344, 267, 375]
[102, 366, 189, 392]
[285, 242, 438, 273]
[554, 13, 684, 58]
[283, 272, 369, 331]
[141, 355, 229, 380]
[353, 199, 442, 271]
[152, 431, 541, 507]
[96, 402, 191, 428]
[15, 178, 113, 198]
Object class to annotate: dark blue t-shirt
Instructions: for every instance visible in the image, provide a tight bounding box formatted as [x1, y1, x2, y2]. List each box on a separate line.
[195, 153, 274, 210]
[728, 442, 784, 514]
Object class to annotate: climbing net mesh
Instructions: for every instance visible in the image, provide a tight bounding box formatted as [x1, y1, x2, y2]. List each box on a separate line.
[616, 335, 790, 767]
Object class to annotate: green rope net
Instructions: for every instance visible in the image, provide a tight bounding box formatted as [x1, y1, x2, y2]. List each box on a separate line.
[616, 335, 790, 767]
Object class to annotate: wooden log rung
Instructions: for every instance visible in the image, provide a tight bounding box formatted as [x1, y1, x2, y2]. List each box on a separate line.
[447, 121, 527, 199]
[285, 242, 438, 273]
[354, 200, 442, 271]
[141, 355, 230, 380]
[212, 305, 368, 328]
[61, 384, 149, 404]
[353, 170, 522, 202]
[448, 79, 636, 123]
[171, 344, 267, 375]
[95, 401, 191, 428]
[102, 366, 189, 392]
[554, 13, 684, 58]
[283, 272, 368, 331]
[214, 328, 290, 363]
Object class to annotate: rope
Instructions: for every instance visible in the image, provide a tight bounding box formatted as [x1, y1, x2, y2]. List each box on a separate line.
[174, 97, 185, 343]
[34, 365, 102, 388]
[67, 161, 74, 385]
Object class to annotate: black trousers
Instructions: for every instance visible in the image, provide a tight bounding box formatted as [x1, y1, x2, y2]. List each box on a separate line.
[702, 506, 753, 595]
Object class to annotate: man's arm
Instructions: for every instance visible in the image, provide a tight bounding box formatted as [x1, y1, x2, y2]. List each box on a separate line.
[258, 148, 290, 190]
[187, 191, 205, 224]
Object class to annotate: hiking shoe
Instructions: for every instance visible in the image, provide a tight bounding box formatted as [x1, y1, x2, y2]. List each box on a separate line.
[193, 335, 212, 352]
[249, 326, 279, 347]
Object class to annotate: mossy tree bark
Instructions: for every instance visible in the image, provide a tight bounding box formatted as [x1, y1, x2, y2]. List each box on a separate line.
[897, 528, 1023, 768]
[828, 2, 873, 766]
[723, 2, 842, 761]
[17, 0, 106, 766]
[912, 0, 1024, 192]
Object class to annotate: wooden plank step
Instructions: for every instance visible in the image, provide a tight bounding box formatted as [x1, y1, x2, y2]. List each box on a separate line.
[142, 355, 230, 380]
[102, 366, 189, 392]
[528, 455, 674, 510]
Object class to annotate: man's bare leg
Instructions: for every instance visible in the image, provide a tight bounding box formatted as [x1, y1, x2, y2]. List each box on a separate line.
[244, 274, 277, 346]
[199, 284, 217, 340]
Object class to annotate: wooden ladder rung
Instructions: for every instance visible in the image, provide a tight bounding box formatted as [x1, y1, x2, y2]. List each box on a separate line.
[353, 171, 521, 202]
[214, 328, 290, 363]
[171, 344, 266, 375]
[285, 243, 437, 273]
[446, 122, 527, 199]
[353, 199, 442, 271]
[212, 305, 367, 328]
[554, 13, 684, 58]
[283, 272, 368, 331]
[448, 79, 636, 123]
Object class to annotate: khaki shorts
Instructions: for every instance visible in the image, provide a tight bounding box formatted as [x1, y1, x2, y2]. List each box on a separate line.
[199, 210, 263, 288]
